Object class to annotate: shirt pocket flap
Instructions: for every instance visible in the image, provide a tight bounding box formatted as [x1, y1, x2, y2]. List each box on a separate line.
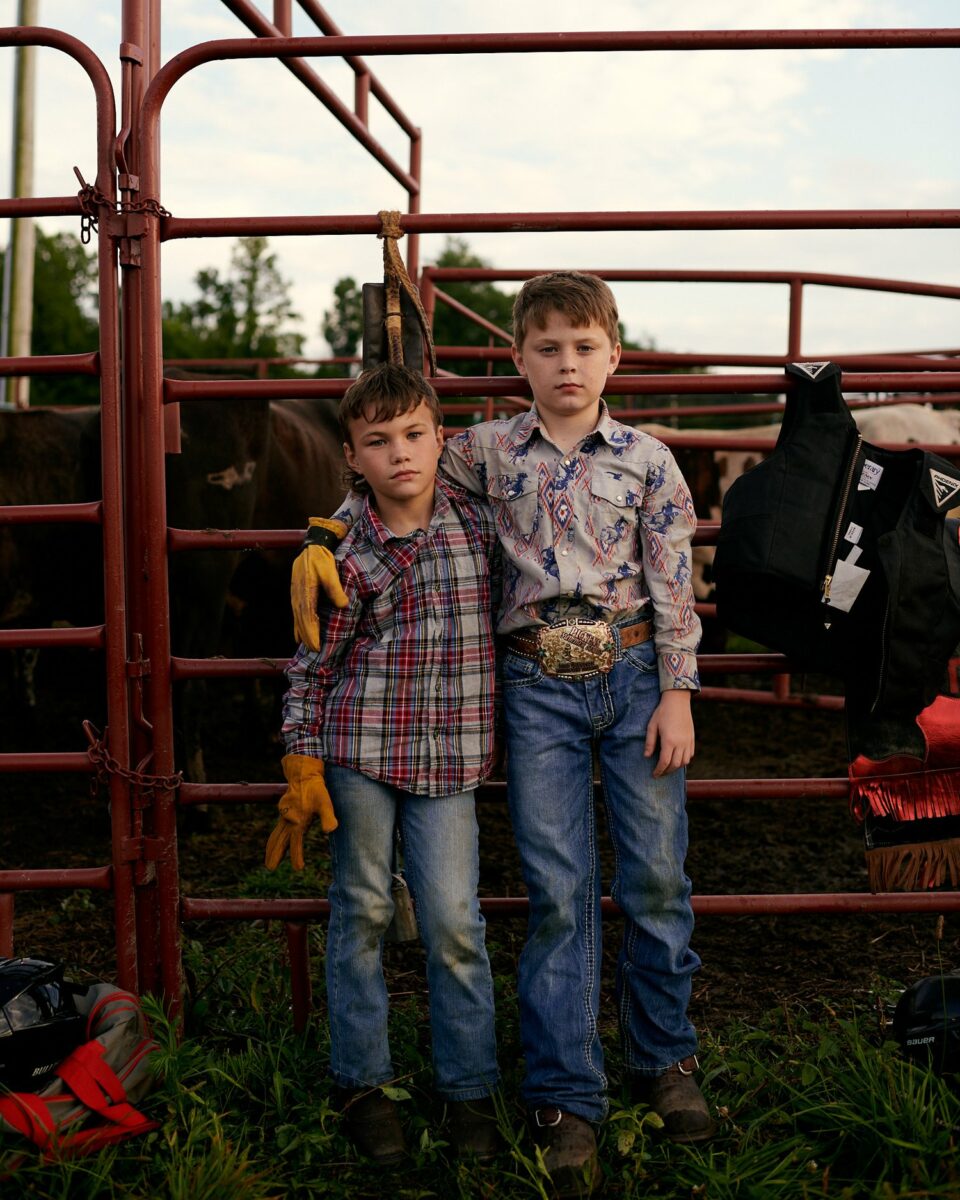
[589, 474, 637, 510]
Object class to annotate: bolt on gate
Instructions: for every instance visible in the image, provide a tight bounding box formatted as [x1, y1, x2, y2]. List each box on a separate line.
[1, 8, 960, 1024]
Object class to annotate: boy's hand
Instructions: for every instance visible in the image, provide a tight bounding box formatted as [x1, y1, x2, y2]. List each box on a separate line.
[265, 754, 338, 871]
[644, 690, 695, 778]
[291, 518, 349, 651]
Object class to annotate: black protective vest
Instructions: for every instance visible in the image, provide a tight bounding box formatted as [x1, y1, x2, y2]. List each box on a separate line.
[713, 361, 960, 718]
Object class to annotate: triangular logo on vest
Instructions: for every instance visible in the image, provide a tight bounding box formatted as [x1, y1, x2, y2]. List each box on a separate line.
[791, 362, 831, 380]
[930, 468, 960, 509]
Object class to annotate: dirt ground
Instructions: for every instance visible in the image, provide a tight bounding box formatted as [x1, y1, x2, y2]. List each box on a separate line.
[2, 651, 957, 1036]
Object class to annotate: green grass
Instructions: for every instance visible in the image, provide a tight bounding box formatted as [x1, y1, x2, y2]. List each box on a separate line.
[4, 922, 959, 1199]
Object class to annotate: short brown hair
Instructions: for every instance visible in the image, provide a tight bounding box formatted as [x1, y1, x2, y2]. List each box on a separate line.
[339, 363, 442, 494]
[512, 271, 620, 349]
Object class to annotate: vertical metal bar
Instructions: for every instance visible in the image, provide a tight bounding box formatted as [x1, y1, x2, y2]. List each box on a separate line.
[273, 0, 292, 36]
[146, 0, 161, 82]
[124, 0, 185, 1007]
[354, 68, 369, 125]
[285, 922, 313, 1032]
[120, 0, 158, 999]
[787, 277, 804, 359]
[0, 894, 14, 956]
[96, 89, 139, 995]
[407, 130, 422, 282]
[137, 156, 185, 1018]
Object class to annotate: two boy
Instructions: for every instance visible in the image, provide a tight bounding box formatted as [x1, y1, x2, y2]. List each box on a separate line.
[283, 271, 713, 1195]
[267, 364, 501, 1163]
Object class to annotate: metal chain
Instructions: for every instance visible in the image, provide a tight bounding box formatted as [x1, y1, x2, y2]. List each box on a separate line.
[83, 720, 183, 799]
[73, 166, 172, 244]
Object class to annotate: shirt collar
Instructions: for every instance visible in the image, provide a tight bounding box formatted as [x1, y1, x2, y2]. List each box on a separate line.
[358, 478, 452, 546]
[520, 398, 619, 450]
[591, 399, 630, 447]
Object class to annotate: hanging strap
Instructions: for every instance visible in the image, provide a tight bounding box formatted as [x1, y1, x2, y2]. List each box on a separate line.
[0, 1091, 57, 1147]
[378, 209, 437, 373]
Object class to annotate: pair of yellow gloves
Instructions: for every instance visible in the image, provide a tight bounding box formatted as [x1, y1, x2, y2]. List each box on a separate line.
[266, 519, 348, 872]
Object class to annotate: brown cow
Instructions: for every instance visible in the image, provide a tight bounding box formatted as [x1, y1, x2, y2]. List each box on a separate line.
[0, 407, 103, 730]
[0, 392, 346, 785]
[218, 398, 348, 756]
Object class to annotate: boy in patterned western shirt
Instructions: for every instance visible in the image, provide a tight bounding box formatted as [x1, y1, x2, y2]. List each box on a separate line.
[266, 364, 501, 1166]
[292, 272, 712, 1197]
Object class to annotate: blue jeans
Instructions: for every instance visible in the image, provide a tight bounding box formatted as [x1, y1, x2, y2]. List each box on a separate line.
[324, 766, 499, 1101]
[503, 635, 700, 1123]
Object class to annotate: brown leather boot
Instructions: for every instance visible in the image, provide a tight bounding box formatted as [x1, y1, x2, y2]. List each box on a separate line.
[530, 1107, 599, 1198]
[335, 1086, 407, 1164]
[448, 1096, 500, 1161]
[632, 1055, 716, 1144]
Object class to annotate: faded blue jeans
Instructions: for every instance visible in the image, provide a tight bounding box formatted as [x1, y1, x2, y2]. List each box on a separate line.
[324, 765, 499, 1101]
[503, 635, 700, 1123]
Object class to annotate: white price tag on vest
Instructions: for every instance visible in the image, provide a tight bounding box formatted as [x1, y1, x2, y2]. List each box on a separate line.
[857, 459, 883, 492]
[826, 556, 870, 612]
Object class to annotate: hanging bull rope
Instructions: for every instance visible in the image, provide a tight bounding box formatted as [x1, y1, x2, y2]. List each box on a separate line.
[377, 209, 437, 374]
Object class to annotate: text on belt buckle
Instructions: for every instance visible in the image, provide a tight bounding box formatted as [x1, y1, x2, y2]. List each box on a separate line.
[538, 619, 616, 679]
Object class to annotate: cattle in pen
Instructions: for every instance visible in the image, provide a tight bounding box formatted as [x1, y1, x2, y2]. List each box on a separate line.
[0, 393, 346, 783]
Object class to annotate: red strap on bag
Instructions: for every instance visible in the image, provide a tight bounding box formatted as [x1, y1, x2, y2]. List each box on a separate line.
[56, 1041, 155, 1132]
[0, 1090, 57, 1146]
[0, 1039, 157, 1158]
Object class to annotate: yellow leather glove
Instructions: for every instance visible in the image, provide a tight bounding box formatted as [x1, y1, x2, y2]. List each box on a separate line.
[291, 518, 349, 652]
[264, 754, 338, 872]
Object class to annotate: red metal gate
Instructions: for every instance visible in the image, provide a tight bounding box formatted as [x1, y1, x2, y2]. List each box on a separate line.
[2, 9, 960, 1022]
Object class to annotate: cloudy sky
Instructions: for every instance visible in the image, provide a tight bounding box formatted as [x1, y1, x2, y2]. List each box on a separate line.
[1, 0, 958, 361]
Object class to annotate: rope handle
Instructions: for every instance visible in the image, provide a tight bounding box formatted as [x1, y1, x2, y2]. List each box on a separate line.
[378, 209, 437, 374]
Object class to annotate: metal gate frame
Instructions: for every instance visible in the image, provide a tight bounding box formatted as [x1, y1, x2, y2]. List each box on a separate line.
[2, 14, 960, 1021]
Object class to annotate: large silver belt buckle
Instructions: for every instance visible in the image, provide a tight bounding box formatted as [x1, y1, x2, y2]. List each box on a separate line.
[538, 619, 616, 680]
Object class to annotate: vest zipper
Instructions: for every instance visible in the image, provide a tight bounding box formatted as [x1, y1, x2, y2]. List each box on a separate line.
[821, 431, 863, 603]
[870, 600, 890, 713]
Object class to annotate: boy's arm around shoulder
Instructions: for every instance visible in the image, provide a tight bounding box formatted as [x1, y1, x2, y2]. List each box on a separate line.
[438, 429, 489, 497]
[268, 577, 362, 872]
[291, 493, 365, 650]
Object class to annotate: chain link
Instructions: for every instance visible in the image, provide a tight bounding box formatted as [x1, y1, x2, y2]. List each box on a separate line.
[74, 166, 172, 243]
[84, 720, 183, 800]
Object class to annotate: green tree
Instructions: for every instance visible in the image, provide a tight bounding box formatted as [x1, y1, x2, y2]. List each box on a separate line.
[428, 237, 516, 376]
[162, 236, 304, 371]
[321, 275, 362, 360]
[17, 228, 100, 405]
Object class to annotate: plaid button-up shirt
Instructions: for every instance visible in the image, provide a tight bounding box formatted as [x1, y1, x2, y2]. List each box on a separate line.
[440, 402, 701, 691]
[283, 478, 499, 797]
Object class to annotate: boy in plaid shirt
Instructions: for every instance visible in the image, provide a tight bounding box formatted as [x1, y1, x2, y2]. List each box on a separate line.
[266, 364, 500, 1165]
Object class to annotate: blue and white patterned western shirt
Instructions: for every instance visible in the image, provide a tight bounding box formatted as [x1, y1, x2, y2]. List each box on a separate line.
[439, 401, 700, 691]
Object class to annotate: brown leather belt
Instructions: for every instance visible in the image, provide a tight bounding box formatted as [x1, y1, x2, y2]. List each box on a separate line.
[504, 617, 653, 680]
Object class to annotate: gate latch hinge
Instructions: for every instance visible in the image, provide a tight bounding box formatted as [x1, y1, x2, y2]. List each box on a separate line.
[126, 654, 151, 679]
[120, 835, 162, 864]
[103, 210, 147, 268]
